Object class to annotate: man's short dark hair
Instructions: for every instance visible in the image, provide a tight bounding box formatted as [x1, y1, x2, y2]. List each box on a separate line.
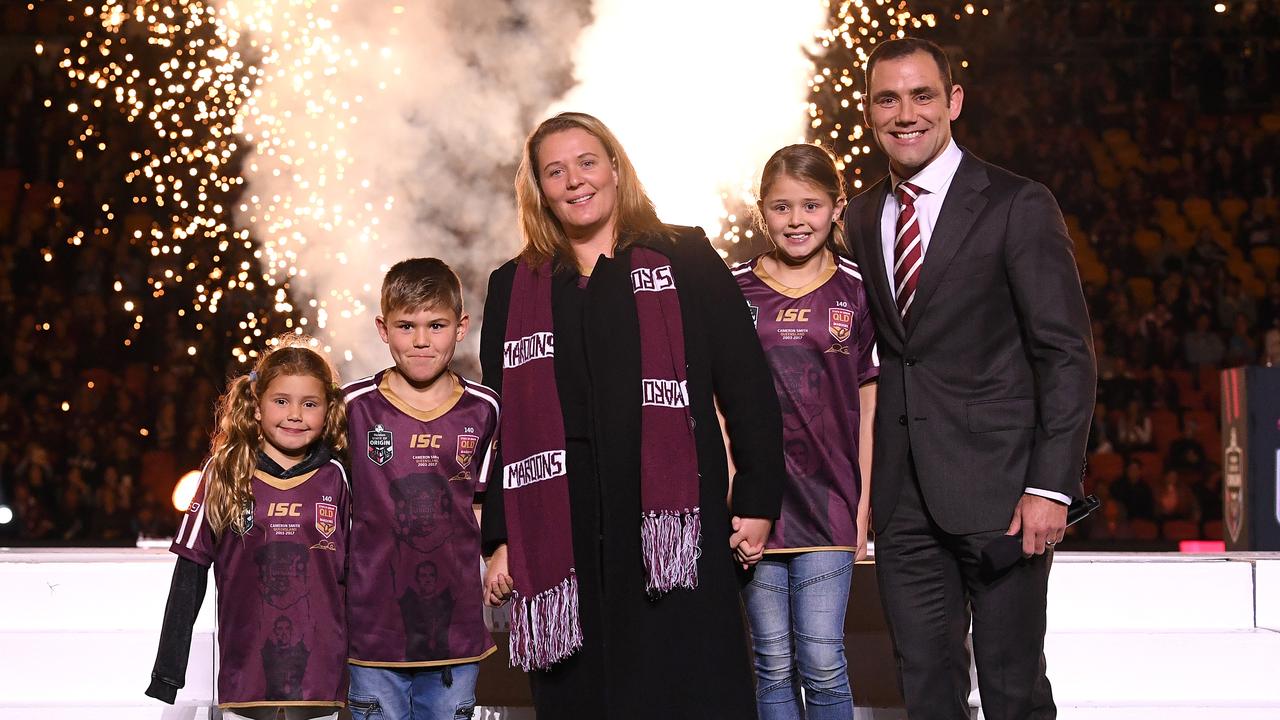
[865, 37, 954, 94]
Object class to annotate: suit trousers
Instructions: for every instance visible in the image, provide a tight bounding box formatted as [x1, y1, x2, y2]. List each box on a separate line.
[875, 463, 1056, 720]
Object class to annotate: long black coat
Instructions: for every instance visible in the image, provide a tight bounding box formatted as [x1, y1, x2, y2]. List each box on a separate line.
[480, 227, 784, 719]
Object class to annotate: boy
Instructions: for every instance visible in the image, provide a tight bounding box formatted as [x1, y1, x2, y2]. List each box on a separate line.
[343, 258, 500, 719]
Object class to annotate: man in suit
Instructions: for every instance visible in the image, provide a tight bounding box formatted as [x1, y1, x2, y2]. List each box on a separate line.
[843, 38, 1095, 720]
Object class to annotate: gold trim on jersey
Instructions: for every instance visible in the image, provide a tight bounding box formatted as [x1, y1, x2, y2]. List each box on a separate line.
[762, 545, 858, 555]
[219, 700, 344, 709]
[753, 252, 838, 299]
[378, 369, 465, 421]
[254, 467, 319, 491]
[348, 644, 497, 668]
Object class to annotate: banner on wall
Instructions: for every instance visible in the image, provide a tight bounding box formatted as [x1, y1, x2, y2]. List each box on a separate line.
[1221, 366, 1280, 551]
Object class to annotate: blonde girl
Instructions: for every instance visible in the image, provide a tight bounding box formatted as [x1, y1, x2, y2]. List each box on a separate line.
[146, 338, 352, 720]
[734, 144, 879, 720]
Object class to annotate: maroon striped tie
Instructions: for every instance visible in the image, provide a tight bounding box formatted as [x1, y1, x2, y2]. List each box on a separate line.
[893, 181, 926, 322]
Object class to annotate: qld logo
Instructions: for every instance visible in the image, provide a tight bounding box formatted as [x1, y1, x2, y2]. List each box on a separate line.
[368, 424, 394, 466]
[828, 307, 853, 343]
[315, 502, 337, 539]
[456, 434, 479, 468]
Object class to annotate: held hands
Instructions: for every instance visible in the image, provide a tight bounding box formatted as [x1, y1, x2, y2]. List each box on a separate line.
[729, 516, 772, 570]
[483, 544, 515, 608]
[1006, 494, 1068, 557]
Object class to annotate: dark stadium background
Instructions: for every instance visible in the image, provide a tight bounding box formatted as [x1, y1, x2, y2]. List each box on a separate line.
[1, 0, 1277, 550]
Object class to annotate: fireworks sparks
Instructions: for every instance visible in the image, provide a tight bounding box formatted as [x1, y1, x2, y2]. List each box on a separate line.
[42, 0, 978, 366]
[50, 0, 280, 363]
[47, 0, 590, 373]
[804, 0, 926, 201]
[226, 0, 403, 365]
[48, 0, 414, 366]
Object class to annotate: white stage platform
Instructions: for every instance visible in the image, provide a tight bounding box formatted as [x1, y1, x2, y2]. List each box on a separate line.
[1039, 553, 1280, 720]
[0, 548, 1276, 719]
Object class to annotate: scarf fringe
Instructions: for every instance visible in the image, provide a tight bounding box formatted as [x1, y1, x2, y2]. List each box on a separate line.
[508, 572, 583, 672]
[641, 507, 702, 596]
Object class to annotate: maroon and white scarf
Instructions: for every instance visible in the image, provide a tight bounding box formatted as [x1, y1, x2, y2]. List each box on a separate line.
[500, 245, 701, 671]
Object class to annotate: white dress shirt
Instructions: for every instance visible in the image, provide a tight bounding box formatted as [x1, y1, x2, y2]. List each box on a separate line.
[880, 138, 965, 285]
[878, 139, 1071, 507]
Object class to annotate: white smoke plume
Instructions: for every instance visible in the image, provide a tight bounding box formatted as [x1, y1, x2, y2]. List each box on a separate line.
[229, 0, 821, 377]
[227, 0, 591, 377]
[558, 1, 824, 241]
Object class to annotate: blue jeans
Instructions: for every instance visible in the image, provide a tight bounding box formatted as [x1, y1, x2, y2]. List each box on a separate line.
[347, 663, 478, 720]
[741, 551, 855, 720]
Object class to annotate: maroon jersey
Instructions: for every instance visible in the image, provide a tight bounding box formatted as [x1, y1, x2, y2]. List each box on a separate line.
[733, 253, 879, 551]
[343, 369, 499, 667]
[171, 455, 350, 709]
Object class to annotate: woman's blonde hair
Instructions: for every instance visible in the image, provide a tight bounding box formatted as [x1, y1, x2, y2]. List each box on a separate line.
[203, 335, 348, 536]
[514, 112, 668, 268]
[756, 143, 848, 257]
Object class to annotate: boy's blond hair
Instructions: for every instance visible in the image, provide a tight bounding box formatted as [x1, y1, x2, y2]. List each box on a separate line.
[380, 258, 463, 317]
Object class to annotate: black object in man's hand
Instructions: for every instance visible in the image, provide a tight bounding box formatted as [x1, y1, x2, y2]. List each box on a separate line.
[980, 494, 1100, 581]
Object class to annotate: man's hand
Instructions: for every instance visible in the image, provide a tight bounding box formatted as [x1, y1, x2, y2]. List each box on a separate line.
[483, 544, 515, 607]
[854, 507, 871, 562]
[729, 516, 772, 569]
[1006, 494, 1068, 557]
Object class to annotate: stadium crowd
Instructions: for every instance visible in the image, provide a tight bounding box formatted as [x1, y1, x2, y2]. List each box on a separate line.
[0, 8, 231, 543]
[950, 0, 1280, 544]
[1, 0, 1277, 546]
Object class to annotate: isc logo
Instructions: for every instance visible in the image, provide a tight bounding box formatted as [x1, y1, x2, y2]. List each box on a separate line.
[775, 308, 811, 322]
[410, 433, 443, 449]
[267, 502, 302, 517]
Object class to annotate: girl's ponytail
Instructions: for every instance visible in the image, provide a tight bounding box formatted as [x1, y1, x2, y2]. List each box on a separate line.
[322, 379, 349, 465]
[204, 373, 261, 536]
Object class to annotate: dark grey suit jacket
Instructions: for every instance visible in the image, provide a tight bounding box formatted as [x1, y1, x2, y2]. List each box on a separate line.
[844, 152, 1096, 535]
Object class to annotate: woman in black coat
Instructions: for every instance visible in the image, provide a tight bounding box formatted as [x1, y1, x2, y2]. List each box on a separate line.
[479, 112, 784, 719]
